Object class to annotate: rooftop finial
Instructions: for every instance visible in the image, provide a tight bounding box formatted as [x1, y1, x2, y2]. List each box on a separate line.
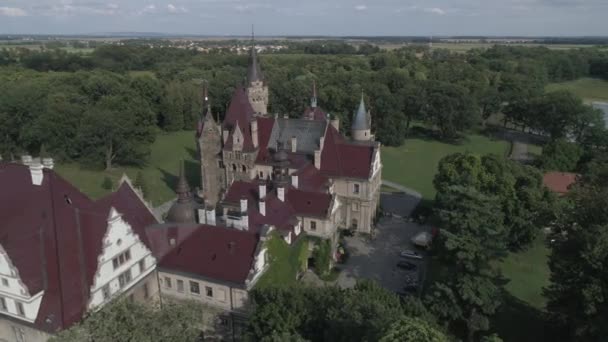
[311, 80, 318, 108]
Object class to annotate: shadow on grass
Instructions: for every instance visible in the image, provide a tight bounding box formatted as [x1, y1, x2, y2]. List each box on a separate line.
[157, 160, 201, 194]
[492, 293, 566, 342]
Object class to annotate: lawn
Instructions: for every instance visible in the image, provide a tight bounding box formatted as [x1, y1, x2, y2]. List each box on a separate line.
[55, 131, 199, 206]
[546, 77, 608, 102]
[498, 236, 550, 309]
[381, 134, 510, 200]
[256, 234, 309, 288]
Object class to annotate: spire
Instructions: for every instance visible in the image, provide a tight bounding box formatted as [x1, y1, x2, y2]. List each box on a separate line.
[247, 26, 264, 84]
[351, 93, 370, 131]
[175, 161, 191, 203]
[311, 80, 318, 108]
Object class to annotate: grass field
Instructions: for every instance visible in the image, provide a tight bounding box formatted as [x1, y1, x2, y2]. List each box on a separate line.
[546, 77, 608, 102]
[381, 134, 510, 200]
[381, 42, 597, 52]
[256, 235, 309, 288]
[55, 131, 198, 206]
[498, 236, 550, 309]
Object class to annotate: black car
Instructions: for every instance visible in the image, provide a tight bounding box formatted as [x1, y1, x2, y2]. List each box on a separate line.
[397, 260, 417, 270]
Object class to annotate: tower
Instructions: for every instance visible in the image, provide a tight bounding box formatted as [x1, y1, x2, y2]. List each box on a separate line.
[197, 86, 224, 206]
[166, 162, 196, 223]
[246, 28, 269, 116]
[351, 93, 373, 142]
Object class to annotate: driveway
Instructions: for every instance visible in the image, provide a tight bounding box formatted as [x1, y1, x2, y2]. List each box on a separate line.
[337, 216, 431, 294]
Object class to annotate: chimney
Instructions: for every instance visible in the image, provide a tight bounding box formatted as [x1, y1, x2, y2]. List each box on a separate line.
[291, 175, 299, 188]
[206, 207, 216, 226]
[291, 136, 297, 153]
[277, 186, 285, 202]
[319, 137, 325, 150]
[251, 119, 259, 148]
[331, 118, 340, 131]
[259, 198, 266, 216]
[21, 155, 33, 166]
[240, 197, 248, 213]
[198, 209, 206, 224]
[259, 182, 267, 199]
[222, 129, 229, 144]
[42, 158, 54, 170]
[314, 150, 321, 170]
[30, 163, 44, 186]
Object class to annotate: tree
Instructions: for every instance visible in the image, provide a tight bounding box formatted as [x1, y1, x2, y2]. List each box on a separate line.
[545, 160, 608, 340]
[423, 81, 479, 139]
[539, 139, 583, 172]
[379, 316, 448, 342]
[50, 300, 203, 342]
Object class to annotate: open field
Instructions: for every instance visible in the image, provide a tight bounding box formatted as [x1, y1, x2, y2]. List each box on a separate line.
[381, 42, 597, 52]
[381, 134, 510, 200]
[55, 131, 198, 206]
[547, 77, 608, 102]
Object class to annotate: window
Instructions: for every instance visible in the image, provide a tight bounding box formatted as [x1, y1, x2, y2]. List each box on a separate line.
[232, 164, 237, 171]
[177, 280, 184, 293]
[190, 281, 200, 295]
[12, 326, 25, 342]
[118, 269, 132, 289]
[352, 202, 359, 212]
[218, 160, 224, 168]
[139, 259, 146, 274]
[102, 284, 111, 300]
[0, 297, 6, 311]
[164, 276, 172, 289]
[353, 184, 360, 194]
[310, 221, 317, 231]
[259, 171, 264, 178]
[205, 286, 213, 297]
[1, 278, 7, 286]
[242, 165, 247, 172]
[113, 249, 131, 270]
[16, 302, 24, 316]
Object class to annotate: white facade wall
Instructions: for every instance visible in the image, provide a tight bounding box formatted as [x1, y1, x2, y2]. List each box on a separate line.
[0, 246, 43, 323]
[88, 208, 157, 310]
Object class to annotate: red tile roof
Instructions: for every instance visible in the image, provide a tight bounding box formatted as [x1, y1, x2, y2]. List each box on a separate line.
[0, 162, 157, 332]
[293, 164, 330, 193]
[157, 225, 259, 285]
[320, 125, 375, 179]
[254, 117, 276, 164]
[223, 87, 255, 152]
[302, 107, 328, 121]
[286, 188, 332, 218]
[543, 172, 578, 195]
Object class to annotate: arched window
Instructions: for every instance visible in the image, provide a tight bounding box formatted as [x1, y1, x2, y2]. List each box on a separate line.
[232, 164, 237, 171]
[242, 165, 247, 172]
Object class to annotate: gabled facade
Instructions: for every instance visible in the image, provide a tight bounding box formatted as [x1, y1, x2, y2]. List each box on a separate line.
[0, 160, 159, 342]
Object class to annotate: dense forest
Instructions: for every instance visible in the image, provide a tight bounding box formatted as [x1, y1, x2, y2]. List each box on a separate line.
[1, 43, 607, 168]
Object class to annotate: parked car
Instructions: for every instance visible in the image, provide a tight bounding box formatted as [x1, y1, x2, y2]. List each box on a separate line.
[400, 250, 423, 259]
[396, 260, 417, 270]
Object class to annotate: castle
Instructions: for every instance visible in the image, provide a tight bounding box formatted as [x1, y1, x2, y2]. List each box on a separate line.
[193, 41, 382, 240]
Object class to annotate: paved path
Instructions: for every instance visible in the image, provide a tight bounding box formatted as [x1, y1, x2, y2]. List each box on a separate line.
[380, 181, 422, 218]
[337, 216, 430, 293]
[510, 141, 534, 163]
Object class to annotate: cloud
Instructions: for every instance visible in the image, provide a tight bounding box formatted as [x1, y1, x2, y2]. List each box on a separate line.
[355, 5, 367, 11]
[424, 7, 446, 15]
[167, 4, 188, 14]
[0, 6, 27, 17]
[138, 4, 157, 15]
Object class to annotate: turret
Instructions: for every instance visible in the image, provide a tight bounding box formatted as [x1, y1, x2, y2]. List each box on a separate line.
[246, 28, 269, 116]
[351, 93, 372, 142]
[166, 162, 196, 223]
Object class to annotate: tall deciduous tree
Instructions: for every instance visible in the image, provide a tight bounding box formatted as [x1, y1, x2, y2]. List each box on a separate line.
[545, 160, 608, 340]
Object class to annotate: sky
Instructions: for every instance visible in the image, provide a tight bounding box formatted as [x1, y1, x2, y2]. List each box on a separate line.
[0, 0, 606, 36]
